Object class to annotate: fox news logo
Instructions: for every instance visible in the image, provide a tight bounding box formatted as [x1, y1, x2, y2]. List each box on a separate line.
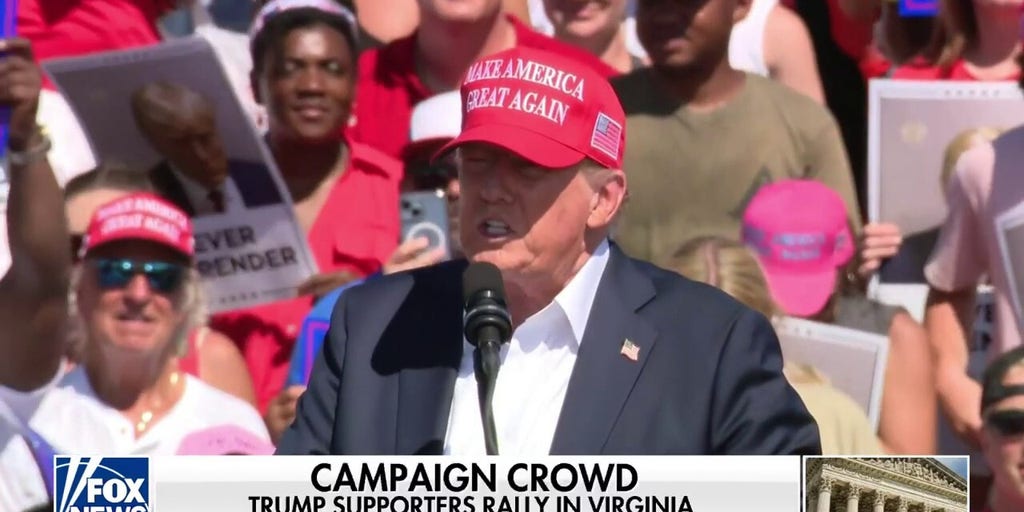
[54, 457, 150, 512]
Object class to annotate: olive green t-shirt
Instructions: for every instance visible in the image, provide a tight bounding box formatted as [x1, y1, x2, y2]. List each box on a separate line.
[610, 71, 863, 265]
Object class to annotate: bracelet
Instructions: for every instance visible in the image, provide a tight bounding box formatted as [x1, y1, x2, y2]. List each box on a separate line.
[7, 129, 51, 167]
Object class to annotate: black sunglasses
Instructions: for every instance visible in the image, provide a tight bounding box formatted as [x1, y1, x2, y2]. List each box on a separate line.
[91, 258, 186, 294]
[987, 408, 1024, 437]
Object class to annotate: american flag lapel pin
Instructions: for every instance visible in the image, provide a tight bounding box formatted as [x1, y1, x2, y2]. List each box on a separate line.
[620, 339, 640, 362]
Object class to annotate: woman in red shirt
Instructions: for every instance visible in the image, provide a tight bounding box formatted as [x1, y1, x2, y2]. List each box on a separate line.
[892, 0, 1022, 81]
[215, 0, 445, 421]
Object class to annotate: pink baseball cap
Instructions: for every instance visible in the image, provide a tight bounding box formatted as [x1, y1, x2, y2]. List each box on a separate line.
[437, 46, 626, 170]
[176, 425, 275, 455]
[741, 180, 855, 317]
[81, 193, 194, 259]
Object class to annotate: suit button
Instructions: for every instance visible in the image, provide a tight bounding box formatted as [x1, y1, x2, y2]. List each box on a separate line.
[287, 324, 297, 336]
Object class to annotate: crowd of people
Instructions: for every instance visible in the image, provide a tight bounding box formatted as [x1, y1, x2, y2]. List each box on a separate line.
[0, 0, 1022, 511]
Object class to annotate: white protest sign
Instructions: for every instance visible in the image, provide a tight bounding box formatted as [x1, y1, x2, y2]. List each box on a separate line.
[774, 317, 889, 431]
[867, 79, 1024, 285]
[42, 38, 318, 312]
[995, 201, 1024, 332]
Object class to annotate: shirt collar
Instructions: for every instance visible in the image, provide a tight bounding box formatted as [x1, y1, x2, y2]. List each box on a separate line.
[552, 238, 611, 345]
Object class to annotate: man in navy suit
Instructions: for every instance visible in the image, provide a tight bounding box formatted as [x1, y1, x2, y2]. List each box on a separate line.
[277, 46, 821, 455]
[131, 81, 282, 217]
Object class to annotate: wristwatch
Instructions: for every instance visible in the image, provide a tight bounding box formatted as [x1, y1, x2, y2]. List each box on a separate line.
[7, 127, 52, 167]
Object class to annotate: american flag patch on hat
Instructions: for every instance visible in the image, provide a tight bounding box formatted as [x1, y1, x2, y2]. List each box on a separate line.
[590, 112, 622, 160]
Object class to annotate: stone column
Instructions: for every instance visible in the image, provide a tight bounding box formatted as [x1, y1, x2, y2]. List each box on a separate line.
[846, 485, 861, 512]
[896, 497, 909, 512]
[872, 492, 886, 512]
[817, 477, 835, 512]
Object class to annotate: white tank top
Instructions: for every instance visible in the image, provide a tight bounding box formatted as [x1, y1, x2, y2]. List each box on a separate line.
[728, 0, 778, 77]
[526, 0, 648, 60]
[528, 0, 775, 71]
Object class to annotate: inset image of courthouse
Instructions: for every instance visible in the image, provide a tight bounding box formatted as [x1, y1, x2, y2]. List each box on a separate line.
[805, 457, 968, 512]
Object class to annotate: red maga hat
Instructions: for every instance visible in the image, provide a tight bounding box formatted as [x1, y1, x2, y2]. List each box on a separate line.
[81, 193, 194, 259]
[438, 46, 627, 170]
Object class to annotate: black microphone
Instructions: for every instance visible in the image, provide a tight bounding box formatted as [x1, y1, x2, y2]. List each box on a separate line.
[462, 262, 513, 455]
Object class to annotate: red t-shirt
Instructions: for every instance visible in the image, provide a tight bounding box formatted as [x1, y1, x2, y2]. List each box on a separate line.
[348, 14, 619, 165]
[18, 0, 170, 88]
[892, 58, 1022, 81]
[211, 141, 401, 413]
[782, 0, 880, 77]
[860, 44, 892, 80]
[826, 0, 874, 61]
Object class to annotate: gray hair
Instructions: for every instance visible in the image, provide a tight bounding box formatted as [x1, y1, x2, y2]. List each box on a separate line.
[581, 161, 619, 190]
[67, 263, 208, 361]
[581, 160, 626, 235]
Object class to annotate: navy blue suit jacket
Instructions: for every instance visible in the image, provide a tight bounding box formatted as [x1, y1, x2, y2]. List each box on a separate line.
[149, 159, 282, 217]
[277, 244, 821, 455]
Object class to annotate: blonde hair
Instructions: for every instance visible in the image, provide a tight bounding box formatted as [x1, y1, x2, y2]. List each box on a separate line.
[67, 264, 208, 362]
[666, 237, 829, 384]
[940, 126, 1002, 195]
[666, 236, 777, 319]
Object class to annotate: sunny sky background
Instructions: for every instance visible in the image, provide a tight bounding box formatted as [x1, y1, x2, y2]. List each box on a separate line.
[936, 457, 970, 478]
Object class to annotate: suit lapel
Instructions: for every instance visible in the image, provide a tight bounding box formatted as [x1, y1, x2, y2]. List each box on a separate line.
[550, 246, 658, 454]
[149, 162, 196, 217]
[393, 262, 467, 454]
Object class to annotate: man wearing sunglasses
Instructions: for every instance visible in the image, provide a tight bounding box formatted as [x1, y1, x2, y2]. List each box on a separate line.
[980, 346, 1024, 512]
[0, 192, 269, 511]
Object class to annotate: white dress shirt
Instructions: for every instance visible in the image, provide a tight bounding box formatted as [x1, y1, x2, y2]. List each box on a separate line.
[171, 166, 244, 215]
[526, 0, 648, 60]
[444, 239, 611, 456]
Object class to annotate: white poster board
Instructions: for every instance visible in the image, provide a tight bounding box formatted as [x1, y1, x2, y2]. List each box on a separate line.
[867, 79, 1024, 285]
[996, 202, 1024, 330]
[43, 38, 318, 313]
[774, 317, 889, 431]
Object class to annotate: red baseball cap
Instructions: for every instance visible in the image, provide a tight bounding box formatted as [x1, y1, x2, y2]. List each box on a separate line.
[81, 193, 194, 259]
[741, 180, 855, 317]
[437, 46, 626, 170]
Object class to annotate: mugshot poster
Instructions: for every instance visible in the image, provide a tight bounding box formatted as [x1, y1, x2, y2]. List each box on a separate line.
[774, 317, 889, 431]
[42, 38, 319, 313]
[868, 79, 1024, 284]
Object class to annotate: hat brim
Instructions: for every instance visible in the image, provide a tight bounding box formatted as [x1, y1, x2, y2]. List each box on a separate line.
[433, 123, 586, 169]
[762, 266, 836, 318]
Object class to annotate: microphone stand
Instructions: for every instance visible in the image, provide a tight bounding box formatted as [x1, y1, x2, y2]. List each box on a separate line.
[473, 339, 502, 455]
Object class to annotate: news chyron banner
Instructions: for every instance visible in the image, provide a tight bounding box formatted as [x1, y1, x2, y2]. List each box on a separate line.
[53, 456, 802, 512]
